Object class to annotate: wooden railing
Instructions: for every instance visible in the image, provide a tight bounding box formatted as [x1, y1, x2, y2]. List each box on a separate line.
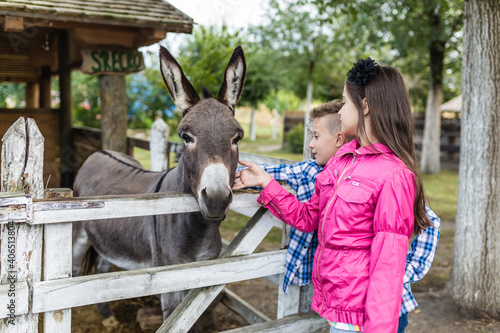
[0, 117, 328, 333]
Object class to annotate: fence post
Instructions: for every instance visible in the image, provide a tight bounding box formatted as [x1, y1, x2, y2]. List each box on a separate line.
[43, 188, 73, 332]
[150, 118, 169, 171]
[0, 117, 44, 332]
[277, 223, 300, 318]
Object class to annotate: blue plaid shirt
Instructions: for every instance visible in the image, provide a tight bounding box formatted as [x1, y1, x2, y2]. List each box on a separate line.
[254, 159, 441, 316]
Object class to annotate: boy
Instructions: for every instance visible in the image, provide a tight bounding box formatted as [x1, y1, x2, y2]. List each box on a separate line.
[245, 100, 440, 332]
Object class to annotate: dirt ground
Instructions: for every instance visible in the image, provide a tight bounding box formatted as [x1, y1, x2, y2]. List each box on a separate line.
[68, 220, 500, 333]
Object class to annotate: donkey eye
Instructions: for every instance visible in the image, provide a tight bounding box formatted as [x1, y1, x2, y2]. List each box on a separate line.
[181, 133, 194, 144]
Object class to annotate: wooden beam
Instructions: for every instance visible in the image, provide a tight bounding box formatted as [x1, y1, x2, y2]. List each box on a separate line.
[31, 250, 286, 314]
[3, 16, 23, 32]
[58, 29, 73, 187]
[219, 312, 329, 333]
[43, 188, 72, 332]
[0, 191, 262, 225]
[221, 288, 272, 324]
[73, 27, 135, 48]
[39, 66, 51, 109]
[25, 82, 40, 108]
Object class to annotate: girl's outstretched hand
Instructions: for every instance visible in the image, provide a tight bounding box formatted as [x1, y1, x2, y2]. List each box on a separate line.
[233, 160, 273, 190]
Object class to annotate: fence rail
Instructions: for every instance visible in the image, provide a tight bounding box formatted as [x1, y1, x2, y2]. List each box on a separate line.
[0, 117, 329, 333]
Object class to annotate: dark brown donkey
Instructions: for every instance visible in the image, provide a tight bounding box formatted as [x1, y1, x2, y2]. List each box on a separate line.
[72, 46, 246, 329]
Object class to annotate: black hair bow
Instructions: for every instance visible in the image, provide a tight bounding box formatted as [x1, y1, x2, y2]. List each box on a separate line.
[346, 57, 379, 86]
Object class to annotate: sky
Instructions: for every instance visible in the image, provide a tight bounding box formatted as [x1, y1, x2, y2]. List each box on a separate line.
[167, 0, 266, 28]
[153, 0, 266, 55]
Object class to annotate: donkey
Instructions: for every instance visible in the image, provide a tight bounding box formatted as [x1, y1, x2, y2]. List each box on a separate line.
[72, 45, 246, 329]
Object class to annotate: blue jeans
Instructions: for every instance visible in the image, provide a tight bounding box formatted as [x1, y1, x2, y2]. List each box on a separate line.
[398, 313, 409, 333]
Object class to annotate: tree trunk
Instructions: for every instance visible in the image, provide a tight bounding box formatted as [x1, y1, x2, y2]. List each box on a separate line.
[420, 9, 445, 174]
[250, 108, 257, 142]
[303, 78, 313, 160]
[450, 0, 500, 318]
[272, 95, 279, 141]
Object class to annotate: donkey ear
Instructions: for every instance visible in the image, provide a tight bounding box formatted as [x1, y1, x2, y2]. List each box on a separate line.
[159, 46, 200, 115]
[217, 45, 246, 113]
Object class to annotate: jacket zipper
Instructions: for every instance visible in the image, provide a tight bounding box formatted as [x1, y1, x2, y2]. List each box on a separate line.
[316, 152, 357, 315]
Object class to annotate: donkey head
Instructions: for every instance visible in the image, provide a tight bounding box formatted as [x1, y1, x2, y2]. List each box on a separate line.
[159, 46, 246, 223]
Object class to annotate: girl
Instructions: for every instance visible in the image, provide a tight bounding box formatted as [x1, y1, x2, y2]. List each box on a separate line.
[233, 58, 431, 333]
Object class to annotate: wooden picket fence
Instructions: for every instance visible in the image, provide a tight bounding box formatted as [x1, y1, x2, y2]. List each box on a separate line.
[0, 117, 328, 333]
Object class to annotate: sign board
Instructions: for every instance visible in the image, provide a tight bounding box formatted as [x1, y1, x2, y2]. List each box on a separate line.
[81, 49, 144, 75]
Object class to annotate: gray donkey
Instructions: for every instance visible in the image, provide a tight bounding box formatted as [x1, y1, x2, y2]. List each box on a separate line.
[72, 45, 246, 330]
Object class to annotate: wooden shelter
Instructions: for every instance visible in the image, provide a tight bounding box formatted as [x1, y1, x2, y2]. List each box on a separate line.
[0, 0, 193, 187]
[441, 95, 462, 119]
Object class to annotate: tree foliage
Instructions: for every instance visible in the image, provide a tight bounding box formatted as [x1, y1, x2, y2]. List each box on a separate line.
[72, 71, 100, 128]
[252, 0, 378, 103]
[240, 45, 280, 108]
[126, 58, 176, 129]
[308, 0, 463, 111]
[0, 82, 25, 108]
[176, 25, 245, 97]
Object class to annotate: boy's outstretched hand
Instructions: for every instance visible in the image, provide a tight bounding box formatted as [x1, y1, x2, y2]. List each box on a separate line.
[233, 160, 273, 190]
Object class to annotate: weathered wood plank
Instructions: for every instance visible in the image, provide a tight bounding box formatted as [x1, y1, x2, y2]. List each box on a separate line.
[156, 208, 281, 333]
[150, 118, 169, 171]
[0, 282, 29, 319]
[239, 152, 298, 166]
[43, 188, 73, 332]
[277, 223, 300, 319]
[0, 193, 31, 223]
[0, 191, 262, 225]
[221, 288, 272, 324]
[219, 312, 329, 333]
[0, 117, 44, 332]
[32, 250, 286, 314]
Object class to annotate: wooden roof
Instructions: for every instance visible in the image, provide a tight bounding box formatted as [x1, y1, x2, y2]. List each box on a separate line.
[0, 0, 193, 32]
[441, 95, 462, 113]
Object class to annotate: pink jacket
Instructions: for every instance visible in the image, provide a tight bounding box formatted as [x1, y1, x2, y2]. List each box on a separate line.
[258, 140, 415, 333]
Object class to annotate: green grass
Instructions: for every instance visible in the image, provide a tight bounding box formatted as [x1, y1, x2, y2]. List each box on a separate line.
[254, 149, 302, 162]
[133, 147, 151, 169]
[133, 147, 178, 170]
[422, 169, 459, 222]
[221, 210, 283, 251]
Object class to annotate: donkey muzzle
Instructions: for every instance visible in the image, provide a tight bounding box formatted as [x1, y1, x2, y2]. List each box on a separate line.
[197, 163, 233, 223]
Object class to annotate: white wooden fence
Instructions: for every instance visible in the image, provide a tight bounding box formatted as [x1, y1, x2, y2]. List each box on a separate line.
[0, 117, 329, 332]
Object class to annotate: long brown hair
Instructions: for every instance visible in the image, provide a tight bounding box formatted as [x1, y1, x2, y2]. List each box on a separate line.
[346, 65, 431, 234]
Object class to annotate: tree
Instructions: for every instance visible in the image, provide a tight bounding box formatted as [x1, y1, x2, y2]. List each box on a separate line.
[450, 0, 500, 317]
[239, 46, 279, 141]
[176, 25, 244, 96]
[311, 0, 463, 173]
[254, 0, 351, 157]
